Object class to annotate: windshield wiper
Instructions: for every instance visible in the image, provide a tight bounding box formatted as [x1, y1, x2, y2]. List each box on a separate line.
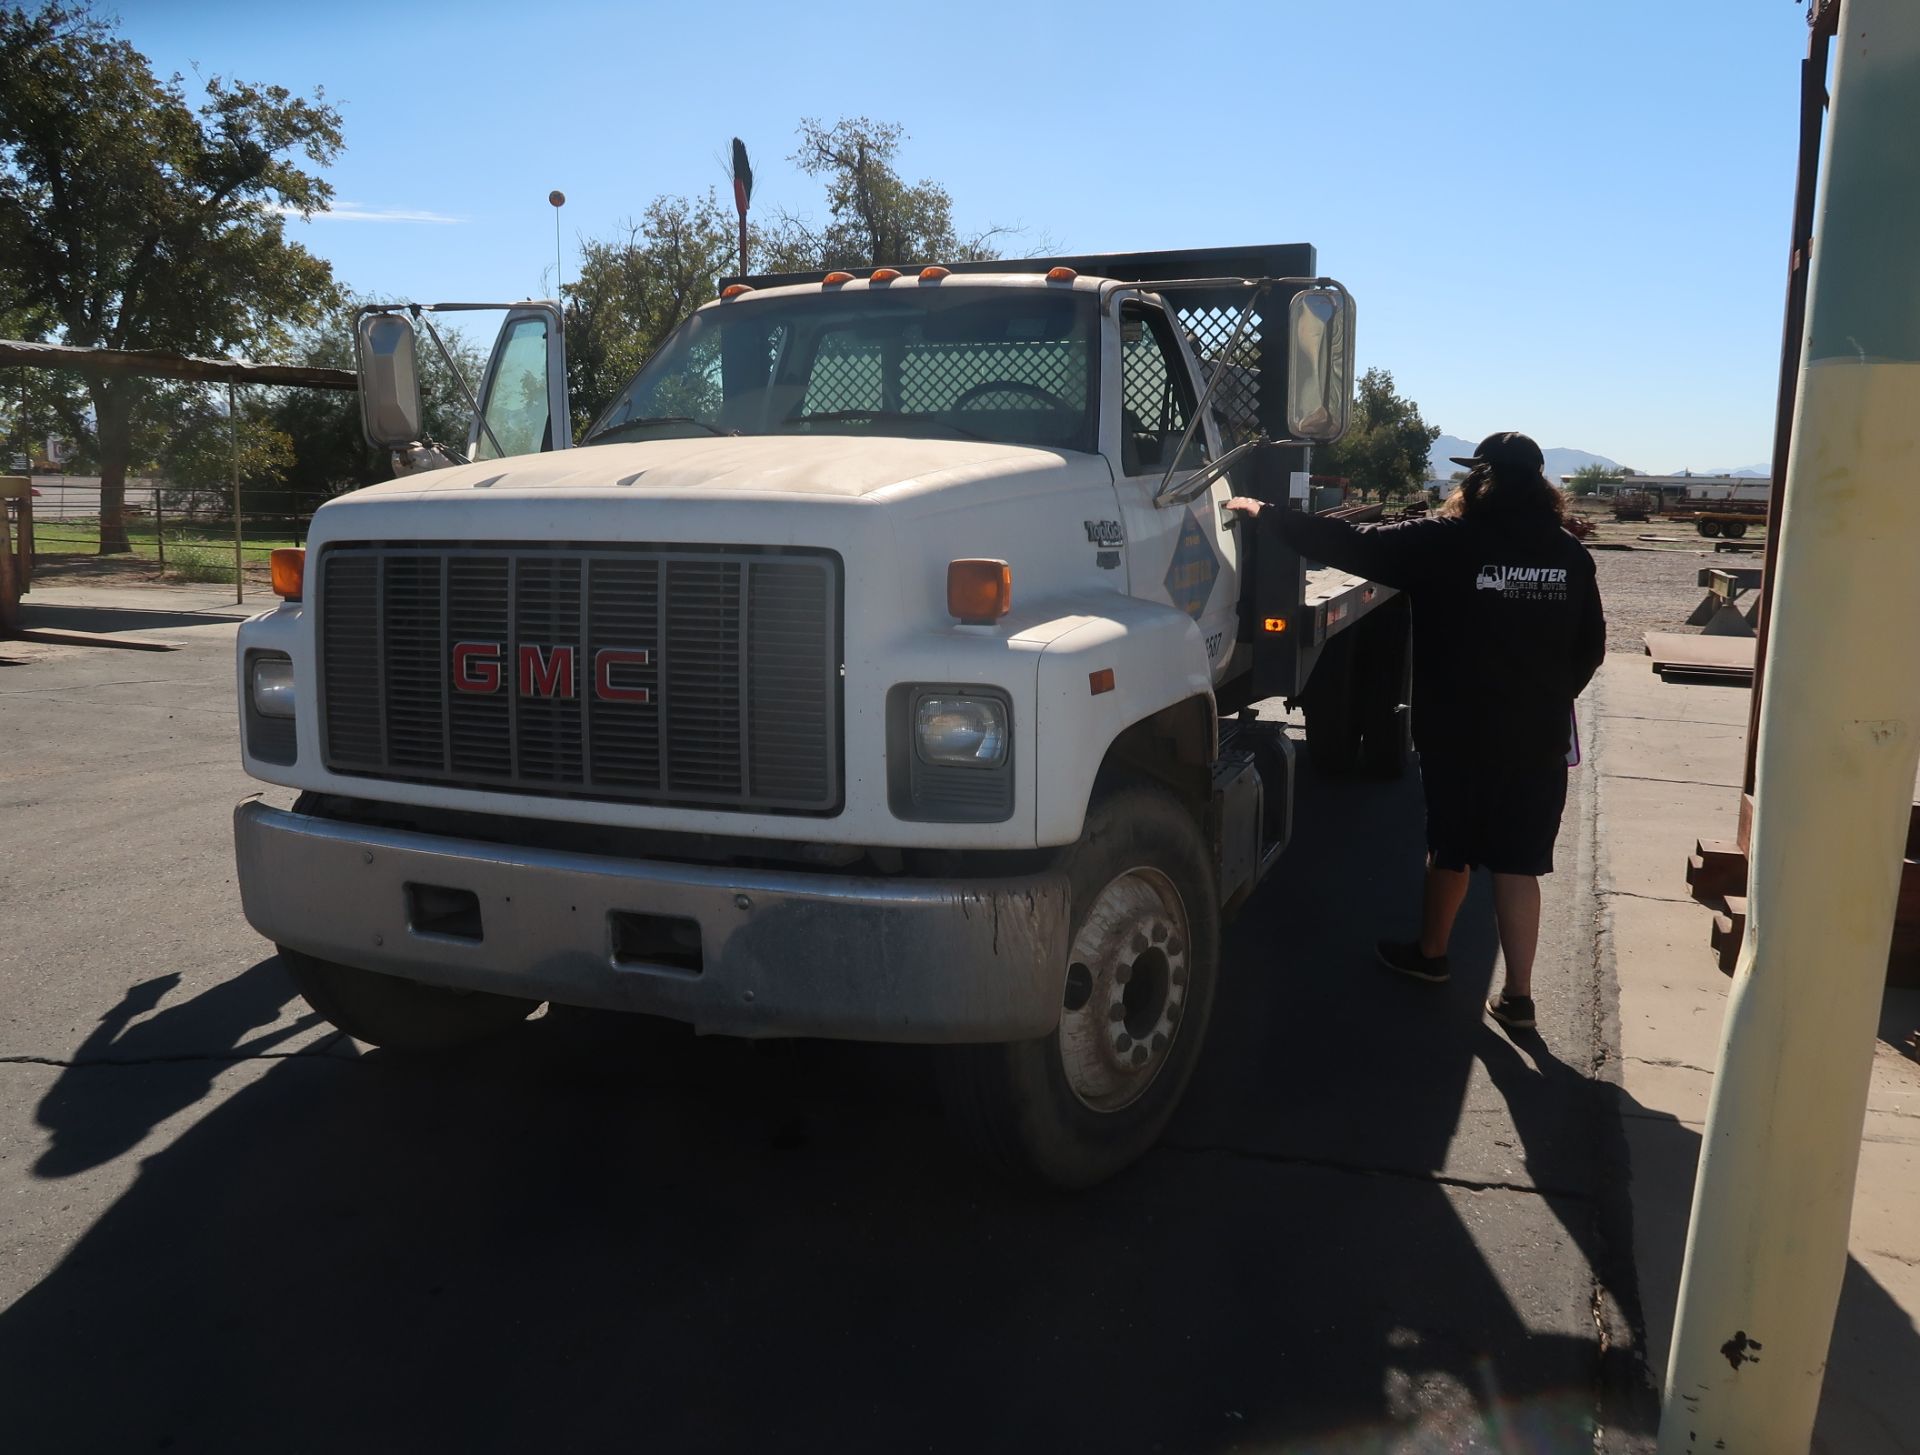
[784, 409, 987, 441]
[592, 415, 737, 441]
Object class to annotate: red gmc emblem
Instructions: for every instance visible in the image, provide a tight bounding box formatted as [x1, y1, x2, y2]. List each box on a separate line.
[452, 643, 652, 702]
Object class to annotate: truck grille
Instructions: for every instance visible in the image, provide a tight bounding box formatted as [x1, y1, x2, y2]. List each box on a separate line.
[317, 545, 840, 812]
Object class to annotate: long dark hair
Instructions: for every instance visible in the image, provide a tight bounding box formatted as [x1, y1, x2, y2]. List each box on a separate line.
[1440, 462, 1567, 527]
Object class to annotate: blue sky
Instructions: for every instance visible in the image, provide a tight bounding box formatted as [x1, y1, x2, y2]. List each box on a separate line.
[115, 0, 1812, 471]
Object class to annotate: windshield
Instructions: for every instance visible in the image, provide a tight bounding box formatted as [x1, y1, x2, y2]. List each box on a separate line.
[586, 287, 1099, 454]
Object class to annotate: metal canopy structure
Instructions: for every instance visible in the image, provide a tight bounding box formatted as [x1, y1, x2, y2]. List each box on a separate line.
[0, 338, 355, 391]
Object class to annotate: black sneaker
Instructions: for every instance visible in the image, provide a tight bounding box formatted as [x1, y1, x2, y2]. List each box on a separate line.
[1376, 941, 1450, 984]
[1486, 993, 1536, 1030]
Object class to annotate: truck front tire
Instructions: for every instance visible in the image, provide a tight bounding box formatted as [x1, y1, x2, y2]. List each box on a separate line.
[937, 782, 1220, 1189]
[280, 947, 538, 1051]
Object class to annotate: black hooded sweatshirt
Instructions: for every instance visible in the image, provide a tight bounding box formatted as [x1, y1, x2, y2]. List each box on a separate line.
[1260, 506, 1607, 764]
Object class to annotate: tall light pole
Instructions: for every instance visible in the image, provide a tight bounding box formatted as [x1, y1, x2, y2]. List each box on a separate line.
[1658, 2, 1920, 1449]
[548, 189, 567, 308]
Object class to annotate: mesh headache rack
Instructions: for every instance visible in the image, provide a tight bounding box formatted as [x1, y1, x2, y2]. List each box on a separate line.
[727, 243, 1320, 488]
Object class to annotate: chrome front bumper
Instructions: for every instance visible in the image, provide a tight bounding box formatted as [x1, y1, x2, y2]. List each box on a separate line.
[233, 800, 1070, 1042]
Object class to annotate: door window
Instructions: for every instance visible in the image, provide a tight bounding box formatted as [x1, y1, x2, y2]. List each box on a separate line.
[476, 317, 551, 460]
[1119, 304, 1208, 476]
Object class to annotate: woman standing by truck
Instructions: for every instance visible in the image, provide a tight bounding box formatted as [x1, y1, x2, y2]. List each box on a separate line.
[1228, 431, 1606, 1030]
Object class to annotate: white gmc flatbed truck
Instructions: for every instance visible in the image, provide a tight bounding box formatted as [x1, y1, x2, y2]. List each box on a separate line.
[232, 244, 1411, 1186]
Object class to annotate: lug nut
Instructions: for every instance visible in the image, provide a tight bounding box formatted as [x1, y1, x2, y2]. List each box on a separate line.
[1116, 962, 1133, 985]
[1132, 1045, 1149, 1066]
[1152, 1033, 1168, 1053]
[1115, 1033, 1132, 1053]
[1167, 937, 1185, 957]
[1152, 923, 1168, 944]
[1109, 1004, 1127, 1022]
[1131, 932, 1149, 955]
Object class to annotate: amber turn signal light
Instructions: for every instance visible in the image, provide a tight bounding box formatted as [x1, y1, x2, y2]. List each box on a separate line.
[271, 548, 306, 601]
[947, 559, 1011, 625]
[1262, 616, 1288, 633]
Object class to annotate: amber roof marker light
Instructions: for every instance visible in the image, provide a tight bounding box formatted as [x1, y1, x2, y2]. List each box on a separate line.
[870, 267, 902, 283]
[1045, 266, 1078, 283]
[721, 283, 754, 299]
[919, 266, 951, 282]
[822, 270, 854, 286]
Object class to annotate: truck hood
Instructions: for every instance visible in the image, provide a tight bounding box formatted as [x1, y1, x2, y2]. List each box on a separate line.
[340, 435, 1095, 504]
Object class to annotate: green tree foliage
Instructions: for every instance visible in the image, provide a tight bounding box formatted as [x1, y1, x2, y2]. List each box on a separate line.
[154, 392, 294, 516]
[771, 117, 1010, 271]
[0, 3, 341, 550]
[1315, 368, 1440, 499]
[565, 194, 739, 436]
[562, 117, 1013, 429]
[1566, 461, 1622, 497]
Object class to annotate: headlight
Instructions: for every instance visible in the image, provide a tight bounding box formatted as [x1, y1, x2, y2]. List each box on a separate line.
[250, 655, 296, 719]
[915, 695, 1008, 767]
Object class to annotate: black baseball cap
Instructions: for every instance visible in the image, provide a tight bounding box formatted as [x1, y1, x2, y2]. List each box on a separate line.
[1450, 431, 1546, 473]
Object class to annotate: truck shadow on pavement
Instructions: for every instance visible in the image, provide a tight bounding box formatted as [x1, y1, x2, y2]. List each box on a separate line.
[5, 757, 1916, 1452]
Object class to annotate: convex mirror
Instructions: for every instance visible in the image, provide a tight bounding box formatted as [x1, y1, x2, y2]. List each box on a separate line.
[1286, 286, 1355, 443]
[355, 310, 424, 450]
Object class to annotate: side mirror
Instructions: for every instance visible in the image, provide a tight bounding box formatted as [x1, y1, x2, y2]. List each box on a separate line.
[355, 310, 424, 450]
[1285, 286, 1356, 443]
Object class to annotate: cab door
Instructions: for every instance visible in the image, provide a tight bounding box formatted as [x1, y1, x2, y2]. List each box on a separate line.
[1107, 295, 1240, 681]
[469, 303, 572, 460]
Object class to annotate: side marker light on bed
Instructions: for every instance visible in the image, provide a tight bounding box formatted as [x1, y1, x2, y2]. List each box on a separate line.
[1089, 668, 1115, 695]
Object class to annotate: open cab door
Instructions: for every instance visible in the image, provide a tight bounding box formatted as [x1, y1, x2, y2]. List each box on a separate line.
[469, 303, 571, 460]
[353, 301, 570, 472]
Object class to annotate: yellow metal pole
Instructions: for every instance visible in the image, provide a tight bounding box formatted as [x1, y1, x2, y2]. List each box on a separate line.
[1658, 2, 1920, 1450]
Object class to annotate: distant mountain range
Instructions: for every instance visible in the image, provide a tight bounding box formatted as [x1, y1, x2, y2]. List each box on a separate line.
[1427, 435, 1623, 480]
[1426, 435, 1769, 481]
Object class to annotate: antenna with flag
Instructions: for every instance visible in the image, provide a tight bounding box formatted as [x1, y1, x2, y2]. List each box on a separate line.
[729, 138, 753, 280]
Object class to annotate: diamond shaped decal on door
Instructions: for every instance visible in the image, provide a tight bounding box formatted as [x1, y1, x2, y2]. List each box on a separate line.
[1163, 506, 1220, 620]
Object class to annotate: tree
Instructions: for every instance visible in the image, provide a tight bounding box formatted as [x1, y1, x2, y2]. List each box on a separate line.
[1315, 368, 1440, 499]
[0, 4, 341, 551]
[771, 117, 1011, 270]
[564, 193, 740, 433]
[1566, 461, 1621, 497]
[561, 116, 1018, 431]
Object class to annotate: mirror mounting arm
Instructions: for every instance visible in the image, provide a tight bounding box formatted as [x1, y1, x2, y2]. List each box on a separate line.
[410, 304, 506, 462]
[1152, 279, 1272, 508]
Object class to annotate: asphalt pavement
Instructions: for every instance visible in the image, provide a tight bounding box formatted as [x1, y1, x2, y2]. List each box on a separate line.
[0, 583, 1647, 1453]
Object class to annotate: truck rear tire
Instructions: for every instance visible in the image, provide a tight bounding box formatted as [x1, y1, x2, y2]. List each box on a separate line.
[937, 782, 1220, 1189]
[1721, 520, 1749, 539]
[280, 947, 538, 1051]
[1697, 519, 1722, 538]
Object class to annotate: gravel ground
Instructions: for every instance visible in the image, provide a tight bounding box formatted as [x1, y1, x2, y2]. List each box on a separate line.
[1580, 516, 1761, 652]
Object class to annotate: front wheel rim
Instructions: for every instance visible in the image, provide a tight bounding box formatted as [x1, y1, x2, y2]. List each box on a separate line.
[1057, 866, 1191, 1113]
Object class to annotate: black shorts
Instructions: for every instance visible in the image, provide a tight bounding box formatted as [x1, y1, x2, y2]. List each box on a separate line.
[1419, 750, 1568, 876]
